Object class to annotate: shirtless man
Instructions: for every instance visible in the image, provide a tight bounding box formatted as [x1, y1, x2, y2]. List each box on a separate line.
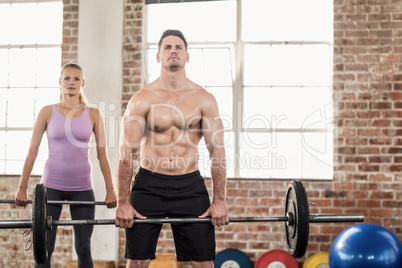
[115, 30, 229, 268]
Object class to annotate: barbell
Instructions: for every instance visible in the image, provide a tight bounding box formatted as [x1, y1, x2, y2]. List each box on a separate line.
[0, 200, 107, 205]
[0, 180, 364, 264]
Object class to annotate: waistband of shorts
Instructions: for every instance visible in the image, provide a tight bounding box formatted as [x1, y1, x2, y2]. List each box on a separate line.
[138, 167, 201, 180]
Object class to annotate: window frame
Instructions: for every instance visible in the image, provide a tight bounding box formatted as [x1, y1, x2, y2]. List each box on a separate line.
[144, 0, 334, 179]
[0, 0, 63, 175]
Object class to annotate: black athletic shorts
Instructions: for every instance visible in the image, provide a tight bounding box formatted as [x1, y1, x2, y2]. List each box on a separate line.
[125, 167, 215, 262]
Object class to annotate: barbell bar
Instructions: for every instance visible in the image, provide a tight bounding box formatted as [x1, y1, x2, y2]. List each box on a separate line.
[51, 214, 365, 225]
[0, 214, 364, 228]
[0, 180, 364, 264]
[0, 200, 107, 205]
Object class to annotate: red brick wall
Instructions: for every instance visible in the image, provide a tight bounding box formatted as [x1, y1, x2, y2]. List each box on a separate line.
[334, 0, 402, 218]
[122, 0, 144, 111]
[329, 0, 402, 250]
[61, 0, 79, 66]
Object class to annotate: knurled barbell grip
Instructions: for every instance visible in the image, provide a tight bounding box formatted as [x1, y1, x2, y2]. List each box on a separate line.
[51, 213, 364, 227]
[52, 216, 289, 226]
[0, 217, 290, 229]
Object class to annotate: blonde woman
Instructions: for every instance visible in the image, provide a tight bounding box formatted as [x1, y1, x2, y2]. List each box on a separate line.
[15, 62, 117, 268]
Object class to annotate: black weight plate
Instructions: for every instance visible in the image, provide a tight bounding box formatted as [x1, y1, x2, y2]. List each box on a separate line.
[33, 184, 48, 264]
[285, 180, 309, 258]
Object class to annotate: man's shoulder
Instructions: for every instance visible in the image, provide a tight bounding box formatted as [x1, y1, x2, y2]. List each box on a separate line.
[187, 81, 213, 97]
[130, 84, 155, 101]
[125, 88, 153, 115]
[193, 86, 216, 102]
[187, 84, 218, 112]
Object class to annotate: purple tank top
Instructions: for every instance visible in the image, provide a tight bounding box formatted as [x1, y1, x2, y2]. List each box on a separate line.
[41, 104, 93, 191]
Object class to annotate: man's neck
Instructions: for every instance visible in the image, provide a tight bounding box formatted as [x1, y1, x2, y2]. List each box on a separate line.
[159, 68, 187, 91]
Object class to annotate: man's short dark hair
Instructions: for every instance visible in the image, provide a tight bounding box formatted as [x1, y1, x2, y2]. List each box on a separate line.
[158, 29, 188, 51]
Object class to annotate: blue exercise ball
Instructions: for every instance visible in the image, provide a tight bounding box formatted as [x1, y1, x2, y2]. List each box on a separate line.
[329, 223, 402, 268]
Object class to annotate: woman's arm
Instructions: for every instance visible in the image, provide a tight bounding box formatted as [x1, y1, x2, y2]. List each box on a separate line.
[16, 105, 50, 207]
[91, 108, 117, 208]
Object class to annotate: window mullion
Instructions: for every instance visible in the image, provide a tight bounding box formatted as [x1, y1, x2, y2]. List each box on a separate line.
[232, 0, 243, 178]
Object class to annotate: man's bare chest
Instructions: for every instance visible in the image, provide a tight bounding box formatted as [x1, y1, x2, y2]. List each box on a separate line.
[146, 95, 202, 131]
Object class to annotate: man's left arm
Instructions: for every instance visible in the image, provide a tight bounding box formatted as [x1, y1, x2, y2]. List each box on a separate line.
[199, 93, 229, 227]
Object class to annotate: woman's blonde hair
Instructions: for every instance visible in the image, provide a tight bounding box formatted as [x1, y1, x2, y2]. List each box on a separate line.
[60, 62, 88, 105]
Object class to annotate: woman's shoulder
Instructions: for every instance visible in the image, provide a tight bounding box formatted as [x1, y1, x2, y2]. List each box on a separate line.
[88, 106, 100, 113]
[39, 105, 53, 115]
[88, 106, 101, 121]
[35, 105, 53, 124]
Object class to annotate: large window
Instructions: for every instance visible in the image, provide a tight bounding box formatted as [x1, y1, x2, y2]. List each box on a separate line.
[0, 1, 62, 175]
[145, 0, 334, 179]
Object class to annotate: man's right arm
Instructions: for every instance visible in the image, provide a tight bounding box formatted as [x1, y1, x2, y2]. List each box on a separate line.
[115, 94, 148, 228]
